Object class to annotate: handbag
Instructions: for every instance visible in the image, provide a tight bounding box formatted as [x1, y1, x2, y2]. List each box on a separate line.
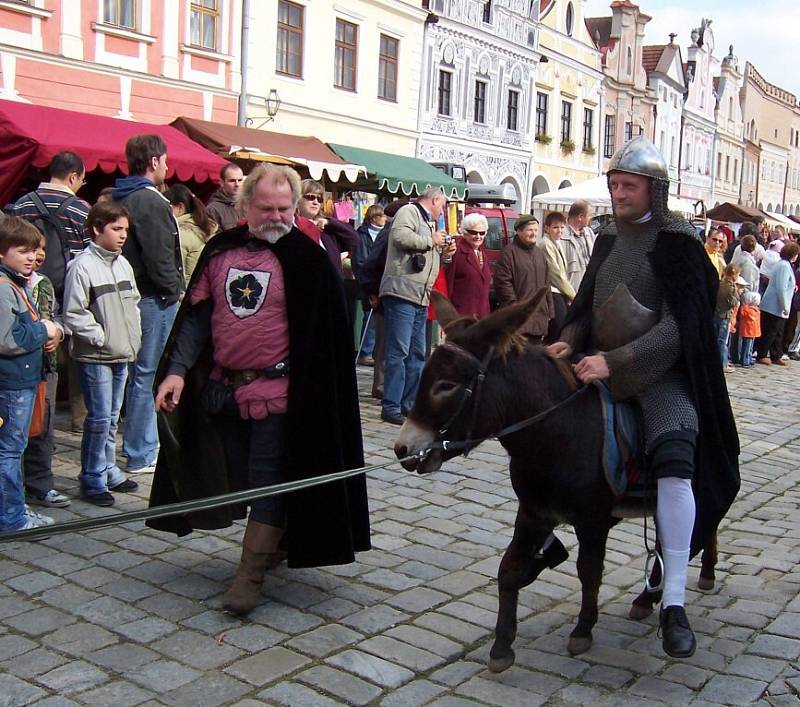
[0, 277, 48, 436]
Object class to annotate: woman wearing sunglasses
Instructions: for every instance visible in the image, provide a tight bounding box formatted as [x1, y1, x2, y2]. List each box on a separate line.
[443, 213, 492, 319]
[295, 179, 359, 278]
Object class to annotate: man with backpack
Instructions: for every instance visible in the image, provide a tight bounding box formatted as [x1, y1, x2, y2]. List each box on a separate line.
[11, 151, 90, 298]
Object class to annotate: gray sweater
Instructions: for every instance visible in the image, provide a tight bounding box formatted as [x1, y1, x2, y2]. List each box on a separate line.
[63, 243, 142, 363]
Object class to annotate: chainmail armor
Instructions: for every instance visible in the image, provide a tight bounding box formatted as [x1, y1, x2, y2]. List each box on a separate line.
[594, 217, 699, 450]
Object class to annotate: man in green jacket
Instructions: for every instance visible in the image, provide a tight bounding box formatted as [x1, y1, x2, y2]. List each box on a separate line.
[378, 188, 454, 425]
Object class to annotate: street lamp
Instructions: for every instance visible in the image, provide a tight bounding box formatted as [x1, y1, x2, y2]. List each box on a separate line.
[245, 89, 282, 129]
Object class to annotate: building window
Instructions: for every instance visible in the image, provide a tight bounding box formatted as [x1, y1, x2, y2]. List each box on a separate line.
[583, 107, 593, 151]
[603, 115, 615, 158]
[438, 70, 452, 116]
[684, 142, 691, 169]
[560, 101, 572, 143]
[507, 89, 520, 131]
[671, 136, 676, 166]
[104, 0, 135, 29]
[626, 47, 632, 75]
[535, 92, 548, 137]
[725, 155, 730, 182]
[717, 152, 722, 178]
[190, 0, 218, 50]
[565, 1, 574, 36]
[482, 0, 492, 23]
[624, 122, 633, 142]
[277, 0, 304, 78]
[334, 19, 358, 91]
[734, 159, 739, 185]
[474, 80, 487, 124]
[378, 34, 398, 101]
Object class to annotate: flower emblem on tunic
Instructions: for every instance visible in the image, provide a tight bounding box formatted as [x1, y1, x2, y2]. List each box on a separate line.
[229, 273, 263, 309]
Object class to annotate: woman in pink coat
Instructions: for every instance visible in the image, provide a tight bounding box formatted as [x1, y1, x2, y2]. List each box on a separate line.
[444, 213, 492, 319]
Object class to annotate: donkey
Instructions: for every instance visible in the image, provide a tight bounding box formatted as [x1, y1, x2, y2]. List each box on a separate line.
[394, 290, 718, 673]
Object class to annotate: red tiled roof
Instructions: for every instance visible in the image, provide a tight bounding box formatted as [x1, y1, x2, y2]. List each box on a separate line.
[642, 45, 666, 73]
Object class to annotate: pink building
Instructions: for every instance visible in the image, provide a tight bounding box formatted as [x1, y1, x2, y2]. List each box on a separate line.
[586, 0, 655, 168]
[0, 1, 239, 123]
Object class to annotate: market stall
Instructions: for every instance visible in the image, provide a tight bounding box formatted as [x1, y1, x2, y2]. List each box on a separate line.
[0, 99, 228, 206]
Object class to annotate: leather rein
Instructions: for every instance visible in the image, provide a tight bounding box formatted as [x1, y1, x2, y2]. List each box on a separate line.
[424, 341, 589, 457]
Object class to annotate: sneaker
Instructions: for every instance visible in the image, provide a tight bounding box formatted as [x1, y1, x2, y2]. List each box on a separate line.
[127, 464, 156, 475]
[781, 354, 790, 361]
[83, 492, 115, 507]
[29, 490, 71, 508]
[23, 506, 54, 526]
[109, 479, 139, 493]
[789, 352, 800, 361]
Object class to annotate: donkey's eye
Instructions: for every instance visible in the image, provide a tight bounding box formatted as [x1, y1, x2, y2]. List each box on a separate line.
[433, 381, 459, 396]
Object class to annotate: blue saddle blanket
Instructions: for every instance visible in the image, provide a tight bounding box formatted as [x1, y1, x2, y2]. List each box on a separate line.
[593, 381, 647, 499]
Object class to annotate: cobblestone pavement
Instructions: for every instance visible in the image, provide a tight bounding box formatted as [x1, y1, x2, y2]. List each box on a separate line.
[1, 364, 800, 706]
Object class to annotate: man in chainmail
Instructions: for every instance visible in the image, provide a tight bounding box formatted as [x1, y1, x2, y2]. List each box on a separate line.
[548, 136, 740, 658]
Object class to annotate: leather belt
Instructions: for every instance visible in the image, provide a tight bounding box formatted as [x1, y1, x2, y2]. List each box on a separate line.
[223, 359, 290, 388]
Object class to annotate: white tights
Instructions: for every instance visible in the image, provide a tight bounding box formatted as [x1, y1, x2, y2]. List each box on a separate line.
[656, 476, 695, 607]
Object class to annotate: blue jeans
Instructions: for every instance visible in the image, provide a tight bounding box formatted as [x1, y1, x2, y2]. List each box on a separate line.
[0, 387, 36, 531]
[79, 363, 128, 496]
[359, 303, 376, 357]
[713, 316, 730, 368]
[740, 337, 755, 366]
[123, 296, 177, 469]
[382, 296, 427, 417]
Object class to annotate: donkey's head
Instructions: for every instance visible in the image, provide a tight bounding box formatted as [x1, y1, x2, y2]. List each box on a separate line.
[394, 288, 549, 473]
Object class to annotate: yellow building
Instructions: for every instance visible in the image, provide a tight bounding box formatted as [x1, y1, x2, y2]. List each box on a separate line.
[245, 0, 427, 155]
[531, 0, 604, 200]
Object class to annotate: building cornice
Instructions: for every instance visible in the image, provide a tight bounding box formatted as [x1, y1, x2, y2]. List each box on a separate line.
[433, 22, 541, 63]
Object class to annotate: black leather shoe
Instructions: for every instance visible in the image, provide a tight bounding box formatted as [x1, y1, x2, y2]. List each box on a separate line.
[381, 412, 405, 426]
[659, 605, 696, 658]
[110, 479, 139, 493]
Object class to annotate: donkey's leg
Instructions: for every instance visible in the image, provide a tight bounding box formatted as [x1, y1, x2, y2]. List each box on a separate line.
[568, 521, 612, 656]
[489, 509, 551, 673]
[698, 529, 718, 591]
[630, 539, 663, 620]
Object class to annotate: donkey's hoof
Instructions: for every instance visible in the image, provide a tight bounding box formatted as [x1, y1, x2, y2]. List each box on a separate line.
[488, 650, 515, 673]
[629, 603, 654, 620]
[567, 636, 592, 655]
[697, 575, 715, 591]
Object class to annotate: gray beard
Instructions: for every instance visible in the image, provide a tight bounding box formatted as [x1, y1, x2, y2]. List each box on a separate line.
[250, 222, 291, 243]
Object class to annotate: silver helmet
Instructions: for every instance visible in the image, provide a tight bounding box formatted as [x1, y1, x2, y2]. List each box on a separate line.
[607, 135, 669, 182]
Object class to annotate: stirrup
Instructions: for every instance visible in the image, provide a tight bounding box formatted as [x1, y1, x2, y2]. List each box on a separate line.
[644, 548, 664, 593]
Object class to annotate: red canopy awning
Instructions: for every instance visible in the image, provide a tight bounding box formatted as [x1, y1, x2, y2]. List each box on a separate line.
[0, 99, 228, 206]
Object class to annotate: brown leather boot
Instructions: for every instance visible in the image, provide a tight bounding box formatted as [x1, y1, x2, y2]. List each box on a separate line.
[221, 521, 285, 616]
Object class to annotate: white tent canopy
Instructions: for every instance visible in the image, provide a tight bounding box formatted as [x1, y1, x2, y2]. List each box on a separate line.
[764, 211, 800, 232]
[531, 176, 696, 216]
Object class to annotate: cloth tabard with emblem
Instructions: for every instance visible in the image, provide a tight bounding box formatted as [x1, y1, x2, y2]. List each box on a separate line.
[190, 245, 289, 418]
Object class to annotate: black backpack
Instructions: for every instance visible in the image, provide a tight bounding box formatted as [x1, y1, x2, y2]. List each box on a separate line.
[26, 192, 77, 300]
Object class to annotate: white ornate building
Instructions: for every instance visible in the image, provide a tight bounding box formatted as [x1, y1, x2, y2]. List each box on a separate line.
[643, 37, 685, 195]
[712, 46, 744, 207]
[416, 0, 542, 209]
[678, 19, 718, 206]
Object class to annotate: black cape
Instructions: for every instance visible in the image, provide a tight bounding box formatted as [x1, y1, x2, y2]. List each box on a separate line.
[147, 225, 371, 568]
[562, 220, 740, 556]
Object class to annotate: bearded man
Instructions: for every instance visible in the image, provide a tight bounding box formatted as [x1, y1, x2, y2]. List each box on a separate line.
[149, 164, 370, 616]
[548, 136, 740, 658]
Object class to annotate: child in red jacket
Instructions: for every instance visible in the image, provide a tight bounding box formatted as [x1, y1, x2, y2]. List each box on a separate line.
[739, 290, 762, 367]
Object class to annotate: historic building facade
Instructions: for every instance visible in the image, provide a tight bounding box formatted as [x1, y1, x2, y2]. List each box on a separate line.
[712, 46, 744, 207]
[248, 0, 427, 155]
[740, 62, 798, 215]
[642, 38, 685, 194]
[0, 0, 239, 122]
[586, 0, 656, 173]
[416, 0, 542, 209]
[530, 0, 603, 201]
[678, 19, 718, 206]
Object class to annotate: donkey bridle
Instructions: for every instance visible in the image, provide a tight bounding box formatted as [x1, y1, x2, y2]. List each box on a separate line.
[425, 341, 589, 458]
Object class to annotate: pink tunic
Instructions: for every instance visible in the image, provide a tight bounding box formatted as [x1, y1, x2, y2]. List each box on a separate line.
[191, 245, 289, 419]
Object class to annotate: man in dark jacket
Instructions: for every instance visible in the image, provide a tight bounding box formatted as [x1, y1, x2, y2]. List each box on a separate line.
[492, 214, 554, 341]
[206, 163, 244, 230]
[151, 164, 370, 616]
[112, 134, 183, 475]
[353, 204, 387, 365]
[549, 136, 740, 659]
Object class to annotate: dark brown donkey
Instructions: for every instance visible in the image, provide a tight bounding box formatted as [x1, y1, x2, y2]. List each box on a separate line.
[394, 291, 718, 673]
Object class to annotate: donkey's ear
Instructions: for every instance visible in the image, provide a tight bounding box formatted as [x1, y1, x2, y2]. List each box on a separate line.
[466, 288, 549, 350]
[431, 291, 460, 330]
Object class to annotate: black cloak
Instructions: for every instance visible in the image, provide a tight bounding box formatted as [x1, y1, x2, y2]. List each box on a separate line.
[562, 221, 740, 556]
[146, 225, 371, 569]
